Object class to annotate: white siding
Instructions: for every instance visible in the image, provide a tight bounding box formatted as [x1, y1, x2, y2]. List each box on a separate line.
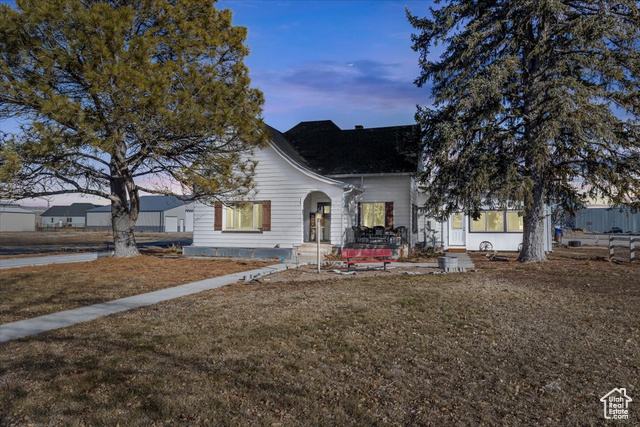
[41, 216, 86, 228]
[0, 212, 36, 232]
[165, 216, 178, 233]
[438, 209, 552, 252]
[193, 146, 347, 249]
[164, 203, 194, 232]
[185, 210, 194, 232]
[415, 191, 445, 249]
[338, 175, 414, 231]
[465, 232, 523, 252]
[136, 212, 161, 228]
[86, 212, 111, 228]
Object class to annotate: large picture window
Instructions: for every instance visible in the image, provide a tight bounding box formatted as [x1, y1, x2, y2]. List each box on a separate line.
[225, 202, 263, 230]
[470, 210, 523, 233]
[361, 202, 385, 228]
[506, 211, 524, 232]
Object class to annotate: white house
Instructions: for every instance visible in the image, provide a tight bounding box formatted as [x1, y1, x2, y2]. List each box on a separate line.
[186, 121, 552, 259]
[41, 203, 100, 228]
[416, 190, 553, 252]
[86, 196, 193, 233]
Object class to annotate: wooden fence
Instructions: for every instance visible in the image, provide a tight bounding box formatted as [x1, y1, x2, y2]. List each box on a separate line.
[609, 235, 637, 262]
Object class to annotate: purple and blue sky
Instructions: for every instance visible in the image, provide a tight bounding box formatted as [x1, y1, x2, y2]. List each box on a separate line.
[1, 0, 435, 206]
[217, 0, 434, 132]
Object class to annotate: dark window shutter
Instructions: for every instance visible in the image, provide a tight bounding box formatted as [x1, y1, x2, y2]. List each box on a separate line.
[357, 202, 361, 226]
[214, 201, 222, 231]
[262, 200, 271, 231]
[385, 202, 394, 230]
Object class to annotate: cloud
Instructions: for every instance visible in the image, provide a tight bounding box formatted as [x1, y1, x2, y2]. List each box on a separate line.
[279, 59, 425, 106]
[251, 58, 431, 118]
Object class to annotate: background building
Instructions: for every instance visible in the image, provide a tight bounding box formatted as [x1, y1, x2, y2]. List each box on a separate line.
[86, 196, 193, 233]
[574, 207, 640, 233]
[41, 203, 101, 228]
[0, 202, 36, 232]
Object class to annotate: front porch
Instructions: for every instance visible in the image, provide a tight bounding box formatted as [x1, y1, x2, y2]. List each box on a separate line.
[343, 226, 408, 247]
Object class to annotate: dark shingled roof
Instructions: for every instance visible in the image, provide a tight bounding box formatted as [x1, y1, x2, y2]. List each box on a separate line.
[283, 121, 420, 175]
[266, 125, 311, 170]
[42, 203, 101, 217]
[87, 196, 190, 213]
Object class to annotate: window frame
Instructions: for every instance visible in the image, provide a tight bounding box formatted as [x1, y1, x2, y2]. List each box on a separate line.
[360, 202, 386, 228]
[223, 201, 264, 232]
[468, 210, 524, 233]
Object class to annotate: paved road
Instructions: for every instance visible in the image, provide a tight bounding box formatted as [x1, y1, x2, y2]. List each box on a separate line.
[0, 264, 288, 343]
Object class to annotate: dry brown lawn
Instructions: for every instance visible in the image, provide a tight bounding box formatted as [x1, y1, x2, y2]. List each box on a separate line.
[0, 257, 272, 324]
[0, 247, 638, 425]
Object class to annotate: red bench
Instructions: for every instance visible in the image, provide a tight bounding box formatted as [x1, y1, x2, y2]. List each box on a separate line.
[341, 248, 397, 271]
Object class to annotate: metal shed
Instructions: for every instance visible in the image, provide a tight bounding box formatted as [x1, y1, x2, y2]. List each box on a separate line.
[85, 196, 193, 232]
[0, 205, 36, 232]
[575, 207, 640, 233]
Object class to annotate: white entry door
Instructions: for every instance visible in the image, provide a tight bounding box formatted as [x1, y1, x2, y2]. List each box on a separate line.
[449, 213, 466, 247]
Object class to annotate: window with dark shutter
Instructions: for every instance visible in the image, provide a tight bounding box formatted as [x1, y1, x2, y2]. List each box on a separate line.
[412, 205, 418, 233]
[385, 202, 394, 230]
[262, 200, 271, 231]
[214, 201, 222, 231]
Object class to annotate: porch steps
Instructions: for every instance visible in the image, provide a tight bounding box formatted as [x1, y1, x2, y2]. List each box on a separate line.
[446, 248, 468, 253]
[295, 243, 335, 262]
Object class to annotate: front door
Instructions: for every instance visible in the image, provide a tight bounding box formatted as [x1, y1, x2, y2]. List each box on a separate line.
[449, 213, 465, 247]
[318, 202, 331, 242]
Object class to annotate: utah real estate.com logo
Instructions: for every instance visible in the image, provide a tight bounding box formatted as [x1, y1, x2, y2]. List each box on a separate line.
[600, 388, 632, 420]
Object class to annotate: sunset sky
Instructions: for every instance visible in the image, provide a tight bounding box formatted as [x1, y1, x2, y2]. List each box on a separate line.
[217, 0, 434, 132]
[1, 0, 436, 206]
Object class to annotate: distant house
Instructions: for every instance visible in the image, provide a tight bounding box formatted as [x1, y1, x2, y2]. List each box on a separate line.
[0, 202, 36, 232]
[41, 203, 100, 228]
[86, 196, 193, 233]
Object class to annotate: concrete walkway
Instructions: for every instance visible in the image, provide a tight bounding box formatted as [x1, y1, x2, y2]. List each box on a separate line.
[0, 252, 110, 270]
[0, 263, 289, 343]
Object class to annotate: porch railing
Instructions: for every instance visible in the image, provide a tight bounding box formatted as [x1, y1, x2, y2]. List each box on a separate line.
[344, 226, 408, 246]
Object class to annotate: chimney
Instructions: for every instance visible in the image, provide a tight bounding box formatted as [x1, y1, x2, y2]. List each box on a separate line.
[355, 125, 364, 130]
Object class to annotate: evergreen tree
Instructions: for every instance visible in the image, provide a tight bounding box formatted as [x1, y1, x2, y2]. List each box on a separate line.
[0, 0, 265, 257]
[408, 0, 639, 262]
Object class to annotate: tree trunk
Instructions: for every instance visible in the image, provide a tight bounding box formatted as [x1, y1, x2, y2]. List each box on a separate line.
[111, 200, 140, 257]
[109, 154, 140, 257]
[518, 177, 547, 263]
[518, 17, 548, 264]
